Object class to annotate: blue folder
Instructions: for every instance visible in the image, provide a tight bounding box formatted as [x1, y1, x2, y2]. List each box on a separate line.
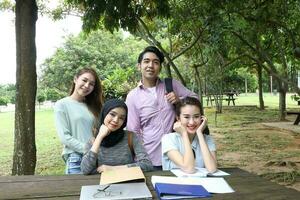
[154, 183, 211, 199]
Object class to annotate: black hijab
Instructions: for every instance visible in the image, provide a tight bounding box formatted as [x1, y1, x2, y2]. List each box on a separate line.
[98, 99, 128, 147]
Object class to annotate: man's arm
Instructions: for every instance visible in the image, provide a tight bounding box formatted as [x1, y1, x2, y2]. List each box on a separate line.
[125, 91, 142, 138]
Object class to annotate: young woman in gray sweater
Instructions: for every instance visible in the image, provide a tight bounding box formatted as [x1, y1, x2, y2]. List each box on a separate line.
[81, 99, 153, 174]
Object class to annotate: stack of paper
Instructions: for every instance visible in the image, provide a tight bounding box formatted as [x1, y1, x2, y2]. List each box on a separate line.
[171, 167, 230, 178]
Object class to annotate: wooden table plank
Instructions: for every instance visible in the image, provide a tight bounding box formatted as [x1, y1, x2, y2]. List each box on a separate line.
[0, 175, 99, 199]
[0, 168, 298, 200]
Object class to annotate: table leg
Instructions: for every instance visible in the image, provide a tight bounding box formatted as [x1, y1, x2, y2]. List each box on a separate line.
[294, 115, 300, 125]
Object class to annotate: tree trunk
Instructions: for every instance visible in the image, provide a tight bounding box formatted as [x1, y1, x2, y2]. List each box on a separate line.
[277, 80, 287, 121]
[257, 64, 265, 110]
[12, 0, 38, 175]
[193, 65, 204, 113]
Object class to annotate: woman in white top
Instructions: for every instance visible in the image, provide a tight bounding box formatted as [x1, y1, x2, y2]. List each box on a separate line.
[54, 67, 104, 174]
[161, 96, 217, 173]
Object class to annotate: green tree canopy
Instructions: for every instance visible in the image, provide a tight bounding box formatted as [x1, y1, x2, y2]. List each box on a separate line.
[66, 0, 170, 33]
[39, 29, 147, 99]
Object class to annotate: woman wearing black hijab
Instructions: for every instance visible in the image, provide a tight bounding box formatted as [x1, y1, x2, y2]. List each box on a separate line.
[81, 99, 153, 174]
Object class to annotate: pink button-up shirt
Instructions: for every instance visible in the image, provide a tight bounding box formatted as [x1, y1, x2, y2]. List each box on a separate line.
[126, 78, 198, 166]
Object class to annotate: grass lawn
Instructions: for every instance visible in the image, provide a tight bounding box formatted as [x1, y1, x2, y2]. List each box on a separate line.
[204, 92, 300, 108]
[0, 109, 64, 175]
[0, 93, 299, 190]
[234, 92, 300, 108]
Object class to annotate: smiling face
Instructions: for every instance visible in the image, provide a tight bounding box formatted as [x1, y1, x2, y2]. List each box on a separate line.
[178, 105, 202, 135]
[72, 72, 95, 100]
[104, 107, 127, 132]
[138, 52, 161, 85]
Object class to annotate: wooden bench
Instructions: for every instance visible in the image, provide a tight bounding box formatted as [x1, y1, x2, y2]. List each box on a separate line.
[205, 96, 236, 106]
[286, 111, 300, 125]
[224, 97, 236, 106]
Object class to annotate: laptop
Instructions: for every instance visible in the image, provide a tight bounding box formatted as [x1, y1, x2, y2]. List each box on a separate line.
[80, 182, 152, 200]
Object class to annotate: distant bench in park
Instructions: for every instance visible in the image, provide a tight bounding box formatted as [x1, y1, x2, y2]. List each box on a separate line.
[286, 111, 300, 125]
[206, 96, 237, 106]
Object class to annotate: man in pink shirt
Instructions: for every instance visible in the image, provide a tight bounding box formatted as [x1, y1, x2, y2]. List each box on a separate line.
[126, 46, 198, 169]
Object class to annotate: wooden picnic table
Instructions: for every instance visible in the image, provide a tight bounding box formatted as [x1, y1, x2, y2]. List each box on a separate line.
[0, 168, 298, 199]
[223, 92, 238, 106]
[286, 111, 300, 125]
[205, 93, 237, 106]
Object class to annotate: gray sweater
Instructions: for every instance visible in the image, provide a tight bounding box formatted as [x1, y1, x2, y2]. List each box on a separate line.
[81, 131, 153, 174]
[54, 97, 94, 159]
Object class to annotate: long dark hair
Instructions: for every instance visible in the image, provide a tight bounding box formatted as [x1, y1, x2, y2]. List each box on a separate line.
[175, 96, 210, 135]
[69, 67, 104, 119]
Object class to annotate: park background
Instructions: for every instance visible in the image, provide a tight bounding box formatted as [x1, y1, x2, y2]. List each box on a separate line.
[0, 0, 299, 192]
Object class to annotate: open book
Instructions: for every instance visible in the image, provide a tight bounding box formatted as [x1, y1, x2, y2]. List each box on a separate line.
[171, 167, 230, 178]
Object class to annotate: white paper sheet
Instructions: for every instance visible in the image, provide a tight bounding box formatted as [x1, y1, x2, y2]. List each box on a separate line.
[171, 167, 230, 177]
[151, 175, 235, 194]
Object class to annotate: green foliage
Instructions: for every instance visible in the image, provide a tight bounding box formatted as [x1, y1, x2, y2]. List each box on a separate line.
[0, 96, 9, 106]
[102, 66, 136, 100]
[0, 0, 14, 11]
[66, 0, 170, 33]
[39, 29, 147, 98]
[36, 94, 46, 103]
[0, 84, 16, 104]
[36, 92, 46, 104]
[234, 68, 257, 92]
[45, 88, 65, 102]
[37, 88, 64, 103]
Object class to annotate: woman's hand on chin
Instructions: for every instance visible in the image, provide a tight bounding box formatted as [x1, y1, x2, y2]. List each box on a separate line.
[173, 121, 187, 135]
[196, 116, 208, 134]
[98, 124, 111, 139]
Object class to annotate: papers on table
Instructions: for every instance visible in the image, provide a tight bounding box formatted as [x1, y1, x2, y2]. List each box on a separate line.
[80, 182, 152, 200]
[171, 167, 230, 178]
[151, 175, 235, 194]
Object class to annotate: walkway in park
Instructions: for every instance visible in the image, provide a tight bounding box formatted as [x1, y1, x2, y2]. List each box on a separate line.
[262, 121, 300, 134]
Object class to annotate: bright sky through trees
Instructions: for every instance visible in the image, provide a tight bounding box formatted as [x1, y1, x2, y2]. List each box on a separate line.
[0, 10, 82, 84]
